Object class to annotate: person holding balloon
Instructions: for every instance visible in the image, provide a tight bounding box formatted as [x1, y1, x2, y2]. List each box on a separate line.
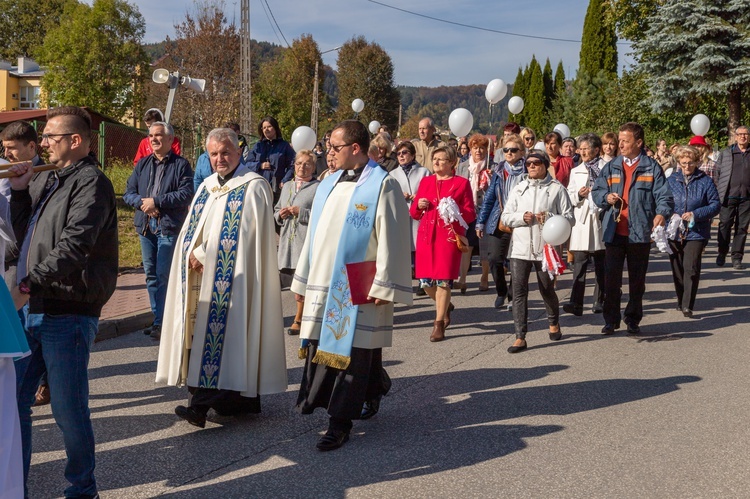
[500, 150, 575, 353]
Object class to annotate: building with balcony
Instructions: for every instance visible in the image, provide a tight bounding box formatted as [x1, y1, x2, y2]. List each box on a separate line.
[0, 57, 45, 111]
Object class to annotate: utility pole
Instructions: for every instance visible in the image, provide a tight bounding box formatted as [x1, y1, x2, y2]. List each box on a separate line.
[240, 0, 252, 134]
[311, 60, 320, 134]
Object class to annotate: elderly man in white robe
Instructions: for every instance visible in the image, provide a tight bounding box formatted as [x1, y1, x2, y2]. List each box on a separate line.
[292, 120, 413, 451]
[156, 128, 287, 428]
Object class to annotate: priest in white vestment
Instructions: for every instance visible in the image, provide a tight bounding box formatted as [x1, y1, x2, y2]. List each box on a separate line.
[156, 128, 287, 428]
[292, 120, 412, 451]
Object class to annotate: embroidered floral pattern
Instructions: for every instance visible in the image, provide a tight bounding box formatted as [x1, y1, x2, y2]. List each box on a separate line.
[323, 266, 356, 340]
[198, 184, 247, 388]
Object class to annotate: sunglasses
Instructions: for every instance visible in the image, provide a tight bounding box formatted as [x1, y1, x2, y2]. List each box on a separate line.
[526, 159, 544, 166]
[502, 147, 521, 153]
[396, 150, 411, 156]
[524, 136, 535, 141]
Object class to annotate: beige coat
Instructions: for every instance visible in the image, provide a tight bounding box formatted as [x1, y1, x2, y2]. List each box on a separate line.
[567, 161, 606, 252]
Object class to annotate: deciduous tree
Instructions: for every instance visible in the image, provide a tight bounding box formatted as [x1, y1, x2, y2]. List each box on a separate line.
[0, 0, 75, 61]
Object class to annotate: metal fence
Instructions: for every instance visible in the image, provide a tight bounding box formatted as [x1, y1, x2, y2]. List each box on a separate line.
[0, 120, 202, 168]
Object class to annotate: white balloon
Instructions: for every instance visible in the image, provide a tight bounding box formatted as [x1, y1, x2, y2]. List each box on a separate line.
[690, 114, 710, 136]
[291, 126, 317, 152]
[352, 98, 365, 113]
[533, 141, 545, 151]
[448, 108, 473, 137]
[508, 96, 524, 115]
[553, 123, 571, 139]
[542, 215, 572, 246]
[368, 120, 381, 134]
[485, 78, 508, 105]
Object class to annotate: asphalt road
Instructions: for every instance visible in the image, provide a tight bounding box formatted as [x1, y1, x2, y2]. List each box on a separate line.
[26, 244, 750, 498]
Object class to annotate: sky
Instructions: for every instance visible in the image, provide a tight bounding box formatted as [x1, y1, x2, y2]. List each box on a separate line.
[127, 0, 634, 88]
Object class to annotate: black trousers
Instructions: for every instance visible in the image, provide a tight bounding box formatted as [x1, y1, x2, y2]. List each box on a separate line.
[668, 239, 706, 311]
[188, 387, 261, 416]
[603, 235, 651, 326]
[487, 230, 512, 298]
[297, 343, 391, 430]
[510, 258, 559, 339]
[569, 250, 605, 308]
[717, 198, 750, 261]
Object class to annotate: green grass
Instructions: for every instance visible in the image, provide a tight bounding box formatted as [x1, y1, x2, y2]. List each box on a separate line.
[103, 161, 142, 269]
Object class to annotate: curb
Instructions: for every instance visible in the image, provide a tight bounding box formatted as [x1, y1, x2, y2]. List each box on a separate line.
[96, 309, 153, 343]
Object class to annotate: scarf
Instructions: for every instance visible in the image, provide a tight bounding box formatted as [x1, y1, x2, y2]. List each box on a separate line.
[467, 156, 487, 205]
[401, 160, 416, 176]
[302, 160, 388, 369]
[585, 157, 601, 187]
[501, 160, 526, 206]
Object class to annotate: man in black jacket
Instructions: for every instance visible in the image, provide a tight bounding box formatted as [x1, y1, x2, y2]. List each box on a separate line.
[715, 125, 750, 270]
[124, 121, 194, 340]
[9, 106, 118, 499]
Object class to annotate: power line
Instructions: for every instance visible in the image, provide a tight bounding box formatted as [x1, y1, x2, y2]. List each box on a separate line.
[258, 0, 285, 47]
[365, 0, 630, 46]
[263, 0, 291, 48]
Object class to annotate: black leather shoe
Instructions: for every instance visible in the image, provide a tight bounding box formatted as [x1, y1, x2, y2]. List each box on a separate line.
[563, 303, 583, 316]
[150, 325, 161, 341]
[601, 323, 619, 335]
[548, 325, 562, 341]
[592, 302, 603, 314]
[733, 260, 745, 270]
[175, 405, 206, 428]
[625, 322, 641, 334]
[415, 286, 426, 296]
[716, 254, 726, 266]
[682, 308, 693, 318]
[316, 429, 350, 451]
[507, 340, 527, 353]
[494, 295, 506, 309]
[360, 397, 381, 420]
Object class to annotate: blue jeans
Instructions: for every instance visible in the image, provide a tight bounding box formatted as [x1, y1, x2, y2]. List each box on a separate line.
[139, 229, 177, 327]
[15, 312, 99, 498]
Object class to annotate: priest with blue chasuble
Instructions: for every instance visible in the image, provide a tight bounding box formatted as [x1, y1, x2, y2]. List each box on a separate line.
[156, 128, 287, 428]
[292, 120, 413, 451]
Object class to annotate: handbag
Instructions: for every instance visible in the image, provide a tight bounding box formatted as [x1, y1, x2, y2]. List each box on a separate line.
[455, 233, 470, 253]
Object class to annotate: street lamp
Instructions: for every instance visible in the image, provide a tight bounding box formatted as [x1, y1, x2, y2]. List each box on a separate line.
[311, 46, 341, 135]
[152, 69, 206, 124]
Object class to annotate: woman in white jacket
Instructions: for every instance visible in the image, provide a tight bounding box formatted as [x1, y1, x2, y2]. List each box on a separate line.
[563, 133, 606, 316]
[501, 151, 575, 353]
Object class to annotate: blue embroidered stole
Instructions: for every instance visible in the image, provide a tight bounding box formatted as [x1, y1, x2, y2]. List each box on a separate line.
[194, 183, 248, 388]
[180, 187, 210, 318]
[303, 162, 388, 370]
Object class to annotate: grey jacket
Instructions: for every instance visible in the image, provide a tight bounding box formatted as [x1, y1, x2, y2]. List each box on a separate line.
[274, 179, 319, 270]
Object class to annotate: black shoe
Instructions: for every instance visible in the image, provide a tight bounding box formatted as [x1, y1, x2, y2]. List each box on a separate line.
[316, 429, 350, 451]
[150, 324, 161, 341]
[682, 308, 693, 318]
[494, 295, 506, 309]
[415, 286, 426, 296]
[563, 303, 583, 316]
[625, 322, 641, 334]
[287, 320, 301, 336]
[548, 325, 562, 341]
[733, 260, 745, 270]
[601, 322, 619, 335]
[175, 405, 206, 428]
[360, 397, 381, 420]
[592, 302, 603, 314]
[507, 340, 527, 353]
[716, 254, 726, 266]
[143, 324, 153, 335]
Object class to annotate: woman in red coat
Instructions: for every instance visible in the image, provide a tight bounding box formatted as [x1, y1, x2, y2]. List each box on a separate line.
[410, 146, 476, 342]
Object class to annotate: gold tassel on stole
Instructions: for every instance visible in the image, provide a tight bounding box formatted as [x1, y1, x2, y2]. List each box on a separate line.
[311, 349, 351, 370]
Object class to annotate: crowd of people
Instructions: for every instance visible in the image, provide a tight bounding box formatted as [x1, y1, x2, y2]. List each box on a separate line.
[1, 104, 748, 498]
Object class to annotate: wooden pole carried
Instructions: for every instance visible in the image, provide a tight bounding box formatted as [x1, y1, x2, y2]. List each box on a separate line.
[0, 164, 58, 178]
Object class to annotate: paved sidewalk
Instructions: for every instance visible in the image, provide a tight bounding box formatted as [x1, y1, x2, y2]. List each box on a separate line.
[98, 269, 152, 341]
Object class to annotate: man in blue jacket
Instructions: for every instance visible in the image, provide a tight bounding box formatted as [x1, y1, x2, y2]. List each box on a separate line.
[592, 122, 674, 335]
[125, 122, 194, 340]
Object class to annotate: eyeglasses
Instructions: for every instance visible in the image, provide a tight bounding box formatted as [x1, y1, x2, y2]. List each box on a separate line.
[524, 136, 535, 142]
[737, 133, 749, 137]
[526, 159, 544, 166]
[503, 147, 521, 153]
[41, 133, 75, 142]
[396, 150, 411, 156]
[329, 143, 352, 153]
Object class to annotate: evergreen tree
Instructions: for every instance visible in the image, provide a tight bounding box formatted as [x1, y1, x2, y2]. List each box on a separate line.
[510, 66, 527, 124]
[543, 58, 554, 114]
[525, 56, 545, 133]
[554, 61, 566, 100]
[634, 0, 750, 135]
[580, 0, 618, 79]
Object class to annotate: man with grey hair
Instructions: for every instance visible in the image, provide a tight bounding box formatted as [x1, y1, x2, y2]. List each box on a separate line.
[124, 121, 194, 340]
[715, 125, 750, 270]
[156, 128, 287, 428]
[412, 117, 445, 173]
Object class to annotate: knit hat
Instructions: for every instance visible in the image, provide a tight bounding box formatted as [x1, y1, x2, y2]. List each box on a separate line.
[525, 150, 550, 168]
[689, 136, 708, 147]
